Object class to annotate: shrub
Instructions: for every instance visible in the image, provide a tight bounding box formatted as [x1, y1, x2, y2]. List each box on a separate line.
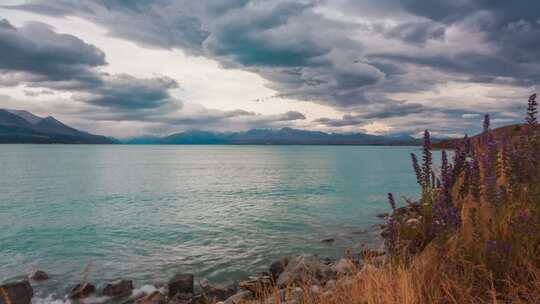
[382, 93, 540, 302]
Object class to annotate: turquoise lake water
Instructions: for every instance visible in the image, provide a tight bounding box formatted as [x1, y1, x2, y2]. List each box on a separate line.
[0, 145, 428, 300]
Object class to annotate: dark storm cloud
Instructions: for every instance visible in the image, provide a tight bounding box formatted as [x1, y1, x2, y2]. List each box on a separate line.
[203, 1, 321, 66]
[397, 0, 540, 64]
[0, 19, 105, 81]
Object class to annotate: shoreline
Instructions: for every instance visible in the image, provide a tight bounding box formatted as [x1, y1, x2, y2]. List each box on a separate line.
[1, 241, 386, 304]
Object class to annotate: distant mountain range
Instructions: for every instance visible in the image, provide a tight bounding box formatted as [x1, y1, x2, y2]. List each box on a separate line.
[0, 109, 433, 145]
[125, 128, 423, 145]
[0, 109, 117, 144]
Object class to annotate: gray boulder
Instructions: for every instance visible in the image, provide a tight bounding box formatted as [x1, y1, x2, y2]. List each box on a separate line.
[29, 270, 49, 281]
[200, 279, 237, 302]
[69, 282, 96, 299]
[269, 258, 288, 282]
[134, 290, 164, 304]
[168, 274, 194, 297]
[103, 279, 133, 297]
[276, 254, 331, 287]
[222, 290, 253, 304]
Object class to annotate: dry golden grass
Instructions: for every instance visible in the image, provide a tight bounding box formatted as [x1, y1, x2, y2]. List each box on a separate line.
[238, 246, 540, 304]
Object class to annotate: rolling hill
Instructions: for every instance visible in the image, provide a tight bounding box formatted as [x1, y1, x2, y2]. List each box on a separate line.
[433, 124, 527, 149]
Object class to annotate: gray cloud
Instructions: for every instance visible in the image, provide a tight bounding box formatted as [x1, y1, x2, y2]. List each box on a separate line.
[0, 18, 181, 116]
[24, 89, 54, 97]
[314, 102, 485, 131]
[3, 0, 540, 136]
[382, 21, 446, 46]
[74, 74, 179, 110]
[0, 19, 105, 82]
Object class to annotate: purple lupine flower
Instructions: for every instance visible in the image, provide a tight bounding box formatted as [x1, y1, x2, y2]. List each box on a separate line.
[459, 161, 471, 199]
[509, 209, 536, 236]
[385, 217, 398, 254]
[481, 114, 491, 147]
[487, 239, 512, 258]
[483, 114, 490, 134]
[486, 239, 497, 253]
[422, 130, 432, 190]
[463, 134, 471, 153]
[447, 204, 461, 228]
[502, 241, 512, 255]
[441, 150, 451, 188]
[434, 150, 460, 231]
[469, 151, 481, 203]
[387, 193, 396, 211]
[452, 135, 470, 188]
[526, 93, 537, 131]
[411, 153, 423, 186]
[525, 94, 538, 179]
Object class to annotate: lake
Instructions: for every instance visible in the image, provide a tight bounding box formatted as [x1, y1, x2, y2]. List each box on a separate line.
[0, 145, 426, 300]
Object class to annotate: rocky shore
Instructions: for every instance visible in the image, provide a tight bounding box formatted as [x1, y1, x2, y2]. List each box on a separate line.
[0, 249, 385, 304]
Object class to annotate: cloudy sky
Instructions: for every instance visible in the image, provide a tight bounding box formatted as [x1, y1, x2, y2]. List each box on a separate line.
[0, 0, 538, 138]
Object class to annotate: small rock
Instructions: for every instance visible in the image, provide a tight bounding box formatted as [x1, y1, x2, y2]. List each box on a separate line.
[269, 258, 288, 282]
[168, 292, 193, 304]
[103, 280, 133, 297]
[134, 291, 164, 304]
[0, 280, 33, 304]
[277, 254, 326, 287]
[239, 276, 272, 294]
[334, 258, 355, 276]
[191, 294, 208, 304]
[29, 270, 49, 281]
[321, 265, 337, 282]
[376, 213, 389, 219]
[168, 274, 194, 297]
[321, 238, 334, 244]
[321, 257, 333, 265]
[223, 290, 253, 304]
[69, 282, 96, 299]
[200, 280, 237, 302]
[324, 280, 336, 291]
